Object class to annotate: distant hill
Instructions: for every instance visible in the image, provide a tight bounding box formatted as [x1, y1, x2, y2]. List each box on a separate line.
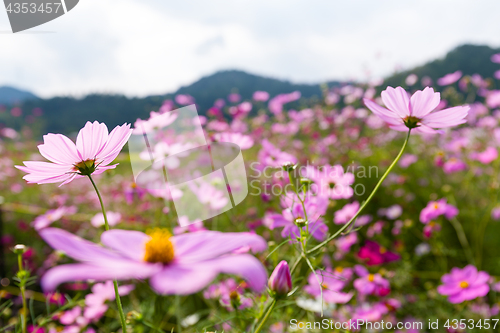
[6, 70, 338, 135]
[0, 86, 38, 104]
[384, 44, 500, 88]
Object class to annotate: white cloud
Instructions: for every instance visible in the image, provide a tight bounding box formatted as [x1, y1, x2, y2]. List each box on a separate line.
[0, 0, 499, 97]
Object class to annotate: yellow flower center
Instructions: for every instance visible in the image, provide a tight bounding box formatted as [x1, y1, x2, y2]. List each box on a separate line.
[368, 274, 375, 282]
[321, 283, 329, 290]
[459, 281, 469, 289]
[335, 267, 344, 273]
[379, 246, 387, 254]
[433, 203, 440, 209]
[143, 228, 175, 264]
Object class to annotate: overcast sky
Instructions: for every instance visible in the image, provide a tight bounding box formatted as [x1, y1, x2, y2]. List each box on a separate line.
[1, 0, 499, 98]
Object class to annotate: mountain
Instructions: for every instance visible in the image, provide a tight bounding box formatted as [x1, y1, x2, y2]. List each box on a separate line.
[384, 44, 500, 88]
[0, 86, 38, 104]
[6, 70, 339, 135]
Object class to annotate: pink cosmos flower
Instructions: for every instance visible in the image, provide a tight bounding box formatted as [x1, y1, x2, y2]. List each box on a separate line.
[353, 265, 390, 296]
[306, 165, 355, 200]
[470, 147, 498, 164]
[212, 132, 254, 150]
[253, 91, 270, 102]
[491, 207, 500, 220]
[437, 265, 490, 303]
[363, 87, 469, 134]
[16, 121, 132, 186]
[203, 278, 253, 311]
[33, 206, 77, 231]
[304, 268, 353, 304]
[175, 94, 195, 105]
[84, 281, 134, 321]
[419, 199, 458, 224]
[358, 241, 400, 266]
[442, 157, 467, 173]
[491, 53, 500, 64]
[399, 154, 418, 168]
[268, 91, 301, 115]
[257, 139, 297, 168]
[263, 194, 328, 241]
[437, 71, 462, 86]
[334, 201, 359, 225]
[90, 211, 121, 228]
[39, 228, 267, 295]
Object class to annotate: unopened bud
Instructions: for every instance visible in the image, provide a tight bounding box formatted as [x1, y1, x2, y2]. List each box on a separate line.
[294, 217, 307, 228]
[13, 244, 27, 255]
[268, 260, 292, 296]
[282, 162, 297, 172]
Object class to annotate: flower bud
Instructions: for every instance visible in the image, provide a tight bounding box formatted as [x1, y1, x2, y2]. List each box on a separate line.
[13, 244, 27, 255]
[268, 260, 292, 296]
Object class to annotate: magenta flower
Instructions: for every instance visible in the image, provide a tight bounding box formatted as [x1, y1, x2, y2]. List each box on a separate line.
[16, 121, 132, 186]
[353, 265, 390, 297]
[363, 86, 469, 133]
[491, 53, 500, 64]
[268, 260, 292, 296]
[419, 199, 458, 224]
[39, 228, 267, 295]
[491, 207, 500, 220]
[437, 71, 462, 86]
[437, 265, 490, 303]
[358, 241, 400, 266]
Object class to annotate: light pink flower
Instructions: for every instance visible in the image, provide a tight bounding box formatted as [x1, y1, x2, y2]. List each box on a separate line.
[442, 157, 467, 173]
[16, 121, 132, 186]
[363, 87, 469, 134]
[353, 265, 390, 296]
[90, 211, 121, 228]
[212, 132, 254, 150]
[32, 206, 77, 231]
[399, 154, 417, 168]
[491, 53, 500, 64]
[334, 202, 359, 225]
[437, 71, 462, 86]
[253, 91, 270, 102]
[39, 228, 267, 295]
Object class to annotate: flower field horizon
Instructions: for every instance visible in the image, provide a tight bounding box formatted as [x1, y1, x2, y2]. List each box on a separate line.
[2, 63, 500, 332]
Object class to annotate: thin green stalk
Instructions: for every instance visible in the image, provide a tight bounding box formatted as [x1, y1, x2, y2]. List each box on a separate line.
[17, 253, 27, 333]
[253, 299, 277, 333]
[175, 295, 182, 333]
[448, 217, 475, 265]
[88, 175, 128, 332]
[308, 129, 412, 254]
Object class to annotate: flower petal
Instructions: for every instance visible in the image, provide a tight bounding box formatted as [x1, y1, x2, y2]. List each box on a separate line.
[150, 254, 267, 295]
[421, 106, 469, 128]
[76, 121, 109, 161]
[363, 99, 403, 125]
[101, 229, 150, 261]
[41, 263, 159, 292]
[172, 231, 267, 264]
[39, 228, 124, 264]
[381, 86, 411, 118]
[410, 87, 440, 118]
[97, 123, 133, 165]
[38, 133, 80, 165]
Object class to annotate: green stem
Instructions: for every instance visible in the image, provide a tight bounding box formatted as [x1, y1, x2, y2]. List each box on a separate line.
[87, 175, 128, 332]
[308, 129, 412, 254]
[17, 254, 26, 333]
[448, 217, 475, 265]
[253, 299, 277, 333]
[176, 295, 182, 333]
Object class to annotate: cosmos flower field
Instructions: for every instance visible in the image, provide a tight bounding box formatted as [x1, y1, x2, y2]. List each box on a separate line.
[2, 58, 500, 332]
